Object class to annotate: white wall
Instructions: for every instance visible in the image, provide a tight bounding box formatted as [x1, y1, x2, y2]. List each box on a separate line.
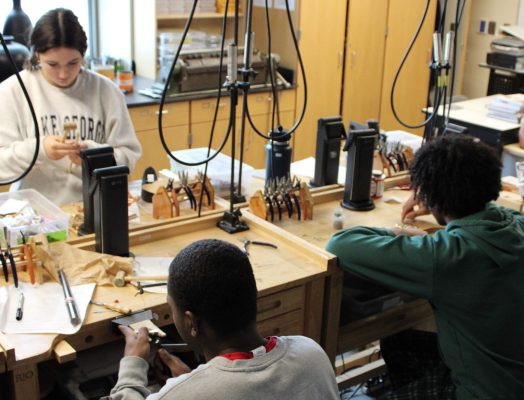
[462, 0, 520, 99]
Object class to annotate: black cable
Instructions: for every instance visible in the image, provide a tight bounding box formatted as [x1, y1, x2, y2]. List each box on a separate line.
[390, 0, 442, 129]
[235, 0, 255, 198]
[157, 0, 231, 167]
[0, 32, 41, 186]
[265, 0, 279, 131]
[245, 0, 308, 141]
[197, 0, 230, 217]
[265, 0, 276, 178]
[445, 0, 466, 124]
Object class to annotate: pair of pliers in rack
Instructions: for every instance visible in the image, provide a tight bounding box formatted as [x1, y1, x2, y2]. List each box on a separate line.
[178, 171, 197, 210]
[21, 232, 35, 284]
[3, 228, 17, 288]
[196, 172, 212, 206]
[0, 243, 8, 283]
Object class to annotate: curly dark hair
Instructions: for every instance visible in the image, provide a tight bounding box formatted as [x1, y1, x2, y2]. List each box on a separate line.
[168, 239, 258, 339]
[410, 134, 501, 218]
[27, 8, 88, 68]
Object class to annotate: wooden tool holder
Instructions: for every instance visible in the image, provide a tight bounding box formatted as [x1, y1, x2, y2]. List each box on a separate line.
[249, 179, 313, 222]
[375, 140, 414, 179]
[152, 176, 216, 219]
[1, 239, 43, 285]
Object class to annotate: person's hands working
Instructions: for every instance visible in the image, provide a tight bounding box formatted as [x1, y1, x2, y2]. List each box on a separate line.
[401, 192, 429, 223]
[44, 135, 86, 163]
[119, 325, 150, 360]
[157, 348, 192, 377]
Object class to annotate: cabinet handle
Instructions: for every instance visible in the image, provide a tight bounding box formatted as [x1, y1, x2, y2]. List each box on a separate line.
[202, 102, 226, 109]
[258, 300, 282, 314]
[350, 51, 357, 69]
[155, 110, 169, 115]
[338, 51, 343, 68]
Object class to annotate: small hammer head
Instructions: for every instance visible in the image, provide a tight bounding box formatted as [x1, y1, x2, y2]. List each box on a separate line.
[113, 270, 127, 287]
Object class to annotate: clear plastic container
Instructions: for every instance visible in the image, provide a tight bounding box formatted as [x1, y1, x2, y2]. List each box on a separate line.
[169, 148, 254, 198]
[0, 189, 70, 246]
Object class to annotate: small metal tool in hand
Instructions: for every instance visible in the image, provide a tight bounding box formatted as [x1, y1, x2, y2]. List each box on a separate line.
[241, 239, 278, 256]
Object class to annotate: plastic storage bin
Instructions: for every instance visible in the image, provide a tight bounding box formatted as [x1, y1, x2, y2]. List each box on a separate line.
[0, 189, 69, 246]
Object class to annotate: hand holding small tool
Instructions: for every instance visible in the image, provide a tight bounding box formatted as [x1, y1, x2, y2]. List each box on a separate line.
[119, 325, 150, 360]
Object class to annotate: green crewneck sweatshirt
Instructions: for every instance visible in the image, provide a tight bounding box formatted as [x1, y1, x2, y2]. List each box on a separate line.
[326, 204, 524, 400]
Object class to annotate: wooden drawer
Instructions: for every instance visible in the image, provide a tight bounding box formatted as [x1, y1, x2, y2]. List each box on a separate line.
[129, 102, 189, 132]
[257, 285, 305, 321]
[191, 97, 231, 123]
[248, 89, 296, 116]
[337, 299, 434, 352]
[257, 309, 304, 337]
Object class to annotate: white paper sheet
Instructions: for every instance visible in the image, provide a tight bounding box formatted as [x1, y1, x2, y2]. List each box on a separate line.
[0, 282, 95, 334]
[133, 256, 172, 294]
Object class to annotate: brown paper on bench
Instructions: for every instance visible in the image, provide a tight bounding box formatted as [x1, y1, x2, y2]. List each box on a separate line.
[34, 236, 133, 286]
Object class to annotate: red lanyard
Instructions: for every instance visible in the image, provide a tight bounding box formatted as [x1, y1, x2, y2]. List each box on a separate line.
[218, 336, 277, 361]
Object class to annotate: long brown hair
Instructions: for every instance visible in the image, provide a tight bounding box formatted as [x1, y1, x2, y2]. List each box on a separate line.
[26, 8, 87, 69]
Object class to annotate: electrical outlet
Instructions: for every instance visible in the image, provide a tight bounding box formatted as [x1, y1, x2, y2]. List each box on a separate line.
[488, 21, 496, 35]
[478, 20, 487, 34]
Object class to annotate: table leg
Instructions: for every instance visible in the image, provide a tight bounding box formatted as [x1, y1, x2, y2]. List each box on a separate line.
[9, 363, 39, 400]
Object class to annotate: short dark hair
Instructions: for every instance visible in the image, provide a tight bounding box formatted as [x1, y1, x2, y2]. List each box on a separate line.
[27, 8, 87, 68]
[168, 239, 258, 339]
[410, 134, 501, 218]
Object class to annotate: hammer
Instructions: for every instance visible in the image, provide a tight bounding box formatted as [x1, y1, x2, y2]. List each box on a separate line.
[113, 270, 168, 287]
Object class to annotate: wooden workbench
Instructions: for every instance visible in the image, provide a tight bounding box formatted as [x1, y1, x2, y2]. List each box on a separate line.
[1, 212, 339, 400]
[243, 184, 523, 387]
[244, 185, 438, 362]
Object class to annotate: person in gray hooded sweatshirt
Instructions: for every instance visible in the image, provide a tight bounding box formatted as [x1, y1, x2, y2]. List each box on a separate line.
[327, 134, 524, 400]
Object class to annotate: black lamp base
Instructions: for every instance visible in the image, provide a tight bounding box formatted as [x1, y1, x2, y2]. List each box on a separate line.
[340, 199, 375, 212]
[217, 210, 249, 234]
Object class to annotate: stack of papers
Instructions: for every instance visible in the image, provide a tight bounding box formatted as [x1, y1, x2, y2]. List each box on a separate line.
[486, 95, 524, 123]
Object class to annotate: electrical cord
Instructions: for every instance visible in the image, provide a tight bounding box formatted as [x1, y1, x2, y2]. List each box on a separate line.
[244, 0, 308, 141]
[197, 0, 231, 217]
[157, 0, 231, 167]
[0, 32, 41, 186]
[390, 0, 442, 130]
[445, 0, 466, 124]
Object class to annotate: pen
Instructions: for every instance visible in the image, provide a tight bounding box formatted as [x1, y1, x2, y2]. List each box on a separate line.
[59, 269, 80, 325]
[15, 291, 24, 321]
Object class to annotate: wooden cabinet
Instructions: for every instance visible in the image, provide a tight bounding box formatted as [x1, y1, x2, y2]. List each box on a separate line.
[342, 0, 388, 127]
[128, 102, 190, 180]
[288, 0, 438, 162]
[293, 0, 348, 162]
[378, 0, 437, 134]
[129, 89, 296, 178]
[341, 0, 437, 135]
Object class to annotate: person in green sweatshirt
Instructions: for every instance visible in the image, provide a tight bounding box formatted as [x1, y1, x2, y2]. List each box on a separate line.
[326, 134, 524, 400]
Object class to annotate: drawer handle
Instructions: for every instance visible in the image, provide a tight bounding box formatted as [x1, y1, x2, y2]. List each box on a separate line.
[155, 110, 169, 115]
[258, 300, 282, 314]
[201, 102, 226, 109]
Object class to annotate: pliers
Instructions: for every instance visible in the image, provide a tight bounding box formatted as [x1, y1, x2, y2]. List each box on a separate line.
[242, 239, 278, 256]
[4, 228, 17, 288]
[0, 243, 8, 283]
